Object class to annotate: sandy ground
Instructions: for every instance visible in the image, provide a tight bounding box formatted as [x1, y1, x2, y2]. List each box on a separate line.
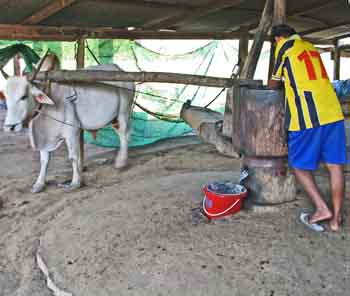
[0, 109, 350, 296]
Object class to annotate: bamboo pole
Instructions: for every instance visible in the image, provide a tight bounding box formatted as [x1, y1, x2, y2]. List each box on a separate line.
[35, 70, 257, 88]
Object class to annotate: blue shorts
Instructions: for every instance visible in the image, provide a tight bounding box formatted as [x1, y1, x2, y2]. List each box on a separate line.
[288, 120, 348, 170]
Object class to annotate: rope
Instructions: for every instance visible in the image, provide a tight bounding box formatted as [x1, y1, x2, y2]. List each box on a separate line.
[86, 41, 101, 65]
[133, 101, 183, 123]
[204, 59, 240, 109]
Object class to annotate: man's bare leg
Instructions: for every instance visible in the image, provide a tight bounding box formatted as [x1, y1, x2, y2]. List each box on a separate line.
[294, 168, 332, 223]
[325, 163, 344, 231]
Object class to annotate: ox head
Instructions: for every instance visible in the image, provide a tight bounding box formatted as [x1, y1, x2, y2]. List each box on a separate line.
[4, 77, 55, 132]
[3, 51, 60, 132]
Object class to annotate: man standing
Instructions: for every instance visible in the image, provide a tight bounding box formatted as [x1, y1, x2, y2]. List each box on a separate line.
[269, 24, 346, 232]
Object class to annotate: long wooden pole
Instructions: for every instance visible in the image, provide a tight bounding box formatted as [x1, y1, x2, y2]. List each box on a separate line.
[35, 70, 256, 88]
[76, 39, 85, 172]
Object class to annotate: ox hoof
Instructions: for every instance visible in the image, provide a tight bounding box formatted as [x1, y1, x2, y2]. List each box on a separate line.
[114, 161, 128, 170]
[58, 181, 81, 191]
[31, 183, 45, 193]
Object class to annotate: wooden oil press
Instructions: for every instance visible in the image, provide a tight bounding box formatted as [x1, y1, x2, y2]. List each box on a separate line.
[229, 80, 296, 205]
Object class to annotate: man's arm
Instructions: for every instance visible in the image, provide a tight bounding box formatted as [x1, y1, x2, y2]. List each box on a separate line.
[268, 79, 283, 89]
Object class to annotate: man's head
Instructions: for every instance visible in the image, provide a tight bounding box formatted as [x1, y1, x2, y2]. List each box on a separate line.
[271, 24, 297, 43]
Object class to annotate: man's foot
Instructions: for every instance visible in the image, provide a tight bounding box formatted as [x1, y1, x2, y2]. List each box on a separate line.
[309, 208, 332, 224]
[329, 217, 342, 232]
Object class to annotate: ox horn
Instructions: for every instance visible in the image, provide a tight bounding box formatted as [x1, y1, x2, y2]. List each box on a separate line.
[29, 49, 50, 82]
[1, 68, 9, 80]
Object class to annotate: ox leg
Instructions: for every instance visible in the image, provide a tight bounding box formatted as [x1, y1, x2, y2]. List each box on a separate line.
[64, 134, 82, 190]
[112, 118, 129, 169]
[32, 151, 50, 193]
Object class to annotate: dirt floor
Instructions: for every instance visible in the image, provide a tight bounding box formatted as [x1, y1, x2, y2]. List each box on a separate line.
[0, 109, 350, 296]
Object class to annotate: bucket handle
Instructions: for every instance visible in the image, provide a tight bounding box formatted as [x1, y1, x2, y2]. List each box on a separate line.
[202, 196, 241, 217]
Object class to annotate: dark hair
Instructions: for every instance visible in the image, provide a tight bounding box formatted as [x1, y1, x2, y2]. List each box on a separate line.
[271, 24, 297, 39]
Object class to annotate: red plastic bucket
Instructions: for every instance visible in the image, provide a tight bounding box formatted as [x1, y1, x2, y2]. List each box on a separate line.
[202, 182, 247, 220]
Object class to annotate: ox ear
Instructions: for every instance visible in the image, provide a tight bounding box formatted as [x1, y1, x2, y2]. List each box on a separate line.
[30, 85, 55, 105]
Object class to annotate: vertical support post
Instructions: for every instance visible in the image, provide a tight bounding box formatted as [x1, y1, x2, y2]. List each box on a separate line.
[268, 42, 275, 80]
[333, 39, 340, 81]
[273, 0, 286, 25]
[269, 0, 287, 80]
[77, 38, 85, 172]
[13, 54, 21, 76]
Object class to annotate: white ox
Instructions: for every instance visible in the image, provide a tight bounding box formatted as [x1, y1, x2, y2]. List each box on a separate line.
[4, 64, 135, 193]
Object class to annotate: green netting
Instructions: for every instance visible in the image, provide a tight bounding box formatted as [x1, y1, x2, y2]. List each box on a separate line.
[82, 39, 233, 147]
[0, 39, 253, 148]
[0, 43, 40, 72]
[84, 112, 192, 148]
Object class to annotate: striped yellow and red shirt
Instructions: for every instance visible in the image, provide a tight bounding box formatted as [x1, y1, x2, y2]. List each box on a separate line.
[271, 34, 343, 131]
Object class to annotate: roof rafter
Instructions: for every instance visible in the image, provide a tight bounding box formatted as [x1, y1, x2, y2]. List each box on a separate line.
[143, 0, 245, 30]
[22, 0, 78, 25]
[0, 24, 254, 41]
[0, 23, 332, 44]
[301, 22, 350, 39]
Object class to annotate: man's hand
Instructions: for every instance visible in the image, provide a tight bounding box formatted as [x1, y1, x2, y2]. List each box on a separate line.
[268, 79, 283, 89]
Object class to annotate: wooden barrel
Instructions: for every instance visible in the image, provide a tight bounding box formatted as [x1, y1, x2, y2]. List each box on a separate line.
[231, 85, 287, 157]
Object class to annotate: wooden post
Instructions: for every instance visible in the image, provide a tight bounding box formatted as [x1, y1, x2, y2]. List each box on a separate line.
[240, 0, 274, 79]
[333, 39, 340, 80]
[13, 54, 21, 76]
[273, 0, 286, 25]
[268, 0, 287, 80]
[238, 34, 249, 75]
[77, 38, 85, 172]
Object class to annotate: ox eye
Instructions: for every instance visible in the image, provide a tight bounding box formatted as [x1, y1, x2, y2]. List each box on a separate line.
[20, 95, 28, 101]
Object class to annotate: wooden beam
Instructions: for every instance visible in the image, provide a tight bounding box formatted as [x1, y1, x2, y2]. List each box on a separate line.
[273, 0, 286, 25]
[302, 23, 350, 39]
[22, 0, 78, 25]
[317, 45, 350, 58]
[143, 0, 245, 29]
[0, 24, 255, 41]
[241, 0, 337, 35]
[289, 15, 328, 27]
[240, 0, 273, 79]
[290, 0, 338, 18]
[34, 70, 259, 88]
